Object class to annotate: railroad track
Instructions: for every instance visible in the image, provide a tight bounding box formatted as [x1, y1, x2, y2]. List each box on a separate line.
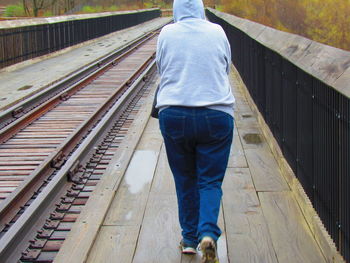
[0, 30, 159, 262]
[0, 31, 160, 130]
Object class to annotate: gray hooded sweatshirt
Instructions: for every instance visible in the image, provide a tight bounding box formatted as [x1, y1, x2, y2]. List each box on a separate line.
[155, 0, 235, 116]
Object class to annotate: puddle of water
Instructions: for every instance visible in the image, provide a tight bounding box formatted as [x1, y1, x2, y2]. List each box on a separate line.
[243, 133, 262, 144]
[18, 85, 33, 91]
[125, 150, 158, 194]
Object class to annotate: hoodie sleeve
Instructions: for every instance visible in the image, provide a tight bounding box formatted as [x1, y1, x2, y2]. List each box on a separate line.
[156, 31, 164, 75]
[222, 29, 232, 74]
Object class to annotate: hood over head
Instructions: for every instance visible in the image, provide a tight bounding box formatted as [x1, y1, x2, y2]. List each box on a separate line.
[173, 0, 205, 22]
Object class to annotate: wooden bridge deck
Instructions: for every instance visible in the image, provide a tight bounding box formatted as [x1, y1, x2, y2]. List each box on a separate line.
[54, 68, 327, 263]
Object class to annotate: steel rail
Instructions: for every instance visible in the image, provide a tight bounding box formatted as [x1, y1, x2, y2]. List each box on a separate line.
[0, 34, 157, 230]
[0, 59, 157, 261]
[0, 32, 156, 144]
[0, 30, 160, 131]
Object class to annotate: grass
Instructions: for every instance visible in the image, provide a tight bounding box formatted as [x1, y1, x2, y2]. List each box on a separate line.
[4, 4, 25, 17]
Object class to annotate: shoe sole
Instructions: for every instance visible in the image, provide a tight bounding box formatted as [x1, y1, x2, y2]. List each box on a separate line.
[180, 243, 197, 255]
[181, 247, 197, 255]
[200, 239, 219, 263]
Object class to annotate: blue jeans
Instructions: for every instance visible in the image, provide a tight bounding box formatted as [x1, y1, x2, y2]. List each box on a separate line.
[159, 106, 234, 246]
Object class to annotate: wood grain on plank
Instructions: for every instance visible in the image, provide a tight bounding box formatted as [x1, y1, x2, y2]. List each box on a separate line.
[87, 225, 139, 263]
[259, 192, 326, 263]
[222, 168, 254, 191]
[227, 135, 247, 168]
[103, 184, 148, 226]
[217, 206, 229, 263]
[132, 194, 181, 263]
[235, 113, 259, 130]
[136, 118, 163, 151]
[245, 148, 289, 192]
[234, 101, 253, 112]
[150, 145, 176, 195]
[223, 189, 278, 263]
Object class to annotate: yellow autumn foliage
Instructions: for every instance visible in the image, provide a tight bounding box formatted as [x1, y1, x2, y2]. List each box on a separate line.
[220, 0, 350, 51]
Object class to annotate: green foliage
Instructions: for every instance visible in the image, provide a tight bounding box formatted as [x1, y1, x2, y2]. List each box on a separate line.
[107, 5, 119, 11]
[121, 4, 143, 10]
[43, 10, 53, 17]
[215, 5, 224, 12]
[81, 5, 104, 13]
[81, 5, 94, 13]
[144, 2, 154, 9]
[78, 1, 171, 14]
[221, 0, 350, 51]
[4, 4, 26, 17]
[81, 2, 154, 14]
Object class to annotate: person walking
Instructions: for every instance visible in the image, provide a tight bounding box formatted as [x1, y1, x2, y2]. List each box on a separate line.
[155, 0, 235, 262]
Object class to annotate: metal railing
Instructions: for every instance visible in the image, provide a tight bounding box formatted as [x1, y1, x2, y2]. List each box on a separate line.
[206, 8, 349, 262]
[0, 9, 161, 69]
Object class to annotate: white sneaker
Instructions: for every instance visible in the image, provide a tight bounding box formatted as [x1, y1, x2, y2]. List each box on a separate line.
[180, 239, 197, 255]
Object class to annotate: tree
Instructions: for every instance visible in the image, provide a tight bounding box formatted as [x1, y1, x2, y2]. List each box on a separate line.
[22, 0, 46, 16]
[22, 0, 70, 16]
[221, 0, 350, 51]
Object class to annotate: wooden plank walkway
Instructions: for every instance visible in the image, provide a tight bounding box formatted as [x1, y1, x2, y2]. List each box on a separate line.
[54, 69, 327, 263]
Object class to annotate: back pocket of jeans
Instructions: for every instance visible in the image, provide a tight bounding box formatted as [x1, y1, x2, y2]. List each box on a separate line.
[160, 114, 186, 140]
[205, 114, 233, 140]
